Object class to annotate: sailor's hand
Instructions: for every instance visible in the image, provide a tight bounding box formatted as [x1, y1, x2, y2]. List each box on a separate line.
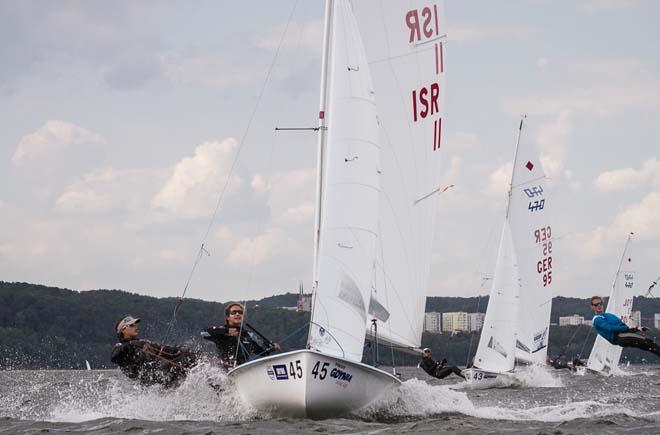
[640, 326, 649, 332]
[272, 342, 281, 351]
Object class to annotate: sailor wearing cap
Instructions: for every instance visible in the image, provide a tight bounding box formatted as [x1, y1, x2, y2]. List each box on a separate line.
[111, 315, 197, 387]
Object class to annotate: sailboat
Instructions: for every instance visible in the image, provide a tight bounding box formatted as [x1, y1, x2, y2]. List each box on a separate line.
[228, 0, 447, 418]
[586, 233, 636, 375]
[462, 118, 553, 388]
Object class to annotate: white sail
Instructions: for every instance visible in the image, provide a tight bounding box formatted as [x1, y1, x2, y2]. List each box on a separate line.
[509, 126, 553, 365]
[587, 234, 636, 373]
[473, 221, 519, 372]
[473, 120, 553, 372]
[351, 1, 447, 349]
[308, 0, 381, 362]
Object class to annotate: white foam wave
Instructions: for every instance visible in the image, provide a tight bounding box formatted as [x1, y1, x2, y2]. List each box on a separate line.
[48, 363, 262, 423]
[362, 377, 641, 423]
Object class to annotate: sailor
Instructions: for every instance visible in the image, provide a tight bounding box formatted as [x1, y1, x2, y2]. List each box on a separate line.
[547, 355, 571, 370]
[590, 295, 660, 359]
[418, 348, 466, 380]
[201, 302, 280, 369]
[547, 355, 585, 371]
[111, 315, 198, 387]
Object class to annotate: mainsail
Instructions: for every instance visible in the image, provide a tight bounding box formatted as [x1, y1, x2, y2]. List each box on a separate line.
[587, 234, 636, 373]
[474, 120, 553, 371]
[510, 124, 553, 365]
[353, 1, 447, 349]
[308, 0, 447, 359]
[308, 0, 381, 362]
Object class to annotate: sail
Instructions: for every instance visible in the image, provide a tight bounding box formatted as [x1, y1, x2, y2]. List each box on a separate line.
[350, 1, 447, 349]
[587, 235, 636, 373]
[509, 126, 553, 365]
[308, 0, 381, 362]
[473, 120, 552, 372]
[473, 221, 519, 372]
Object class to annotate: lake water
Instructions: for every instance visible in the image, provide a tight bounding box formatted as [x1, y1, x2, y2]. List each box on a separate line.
[1, 364, 659, 434]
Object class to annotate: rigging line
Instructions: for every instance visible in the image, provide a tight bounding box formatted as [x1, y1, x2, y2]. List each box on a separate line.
[233, 119, 281, 367]
[163, 0, 300, 340]
[578, 327, 594, 360]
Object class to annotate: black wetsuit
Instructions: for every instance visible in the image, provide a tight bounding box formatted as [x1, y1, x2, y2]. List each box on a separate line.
[419, 356, 465, 380]
[548, 357, 571, 370]
[612, 331, 660, 358]
[548, 356, 586, 371]
[110, 338, 197, 387]
[202, 323, 275, 368]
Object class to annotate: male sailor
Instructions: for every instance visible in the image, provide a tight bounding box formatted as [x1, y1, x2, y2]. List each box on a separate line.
[418, 348, 466, 380]
[111, 315, 198, 387]
[590, 295, 660, 359]
[201, 302, 280, 369]
[547, 355, 586, 371]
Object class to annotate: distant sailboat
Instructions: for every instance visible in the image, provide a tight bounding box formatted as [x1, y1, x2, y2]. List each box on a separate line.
[85, 360, 91, 371]
[586, 233, 636, 375]
[462, 118, 553, 388]
[228, 0, 447, 418]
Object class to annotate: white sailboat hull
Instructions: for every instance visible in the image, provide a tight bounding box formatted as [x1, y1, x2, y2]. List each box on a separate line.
[461, 368, 522, 389]
[228, 349, 401, 419]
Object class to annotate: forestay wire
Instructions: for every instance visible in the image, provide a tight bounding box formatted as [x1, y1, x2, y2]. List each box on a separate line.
[162, 0, 301, 343]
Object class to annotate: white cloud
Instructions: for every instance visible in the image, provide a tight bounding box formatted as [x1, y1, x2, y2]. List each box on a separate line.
[537, 110, 571, 178]
[251, 175, 269, 193]
[613, 192, 660, 239]
[506, 60, 660, 118]
[571, 192, 660, 259]
[151, 138, 242, 219]
[12, 120, 105, 166]
[55, 167, 164, 214]
[280, 201, 315, 224]
[595, 158, 660, 192]
[267, 168, 317, 224]
[228, 229, 285, 267]
[485, 162, 512, 197]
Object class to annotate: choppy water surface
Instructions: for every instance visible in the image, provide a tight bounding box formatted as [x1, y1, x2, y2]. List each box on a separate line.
[1, 364, 659, 434]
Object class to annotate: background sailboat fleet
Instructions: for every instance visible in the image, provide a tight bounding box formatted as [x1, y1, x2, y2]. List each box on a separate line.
[227, 0, 648, 416]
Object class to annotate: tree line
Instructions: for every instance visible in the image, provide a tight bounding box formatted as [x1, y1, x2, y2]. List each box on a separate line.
[1, 281, 658, 369]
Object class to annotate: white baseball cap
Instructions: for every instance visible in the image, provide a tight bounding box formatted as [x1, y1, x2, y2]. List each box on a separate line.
[116, 315, 140, 334]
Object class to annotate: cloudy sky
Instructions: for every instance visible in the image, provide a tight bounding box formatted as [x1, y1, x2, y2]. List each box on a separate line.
[1, 0, 658, 304]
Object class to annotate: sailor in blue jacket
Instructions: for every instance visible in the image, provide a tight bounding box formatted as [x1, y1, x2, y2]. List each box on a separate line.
[590, 296, 660, 359]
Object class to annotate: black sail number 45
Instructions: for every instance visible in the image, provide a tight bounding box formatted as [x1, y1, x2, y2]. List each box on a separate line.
[289, 360, 302, 379]
[311, 361, 329, 380]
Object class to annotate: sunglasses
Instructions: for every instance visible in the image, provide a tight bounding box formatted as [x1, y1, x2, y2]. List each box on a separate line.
[229, 310, 244, 315]
[591, 302, 603, 307]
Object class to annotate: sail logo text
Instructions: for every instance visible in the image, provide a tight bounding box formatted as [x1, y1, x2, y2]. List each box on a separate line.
[411, 83, 441, 122]
[534, 226, 553, 287]
[524, 186, 544, 198]
[405, 4, 441, 43]
[330, 368, 353, 383]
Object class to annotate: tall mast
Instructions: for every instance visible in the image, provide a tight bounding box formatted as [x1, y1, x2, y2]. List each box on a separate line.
[312, 0, 333, 288]
[505, 116, 526, 219]
[611, 232, 634, 291]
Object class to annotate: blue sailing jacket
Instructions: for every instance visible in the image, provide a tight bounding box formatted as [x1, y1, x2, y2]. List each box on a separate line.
[592, 312, 631, 343]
